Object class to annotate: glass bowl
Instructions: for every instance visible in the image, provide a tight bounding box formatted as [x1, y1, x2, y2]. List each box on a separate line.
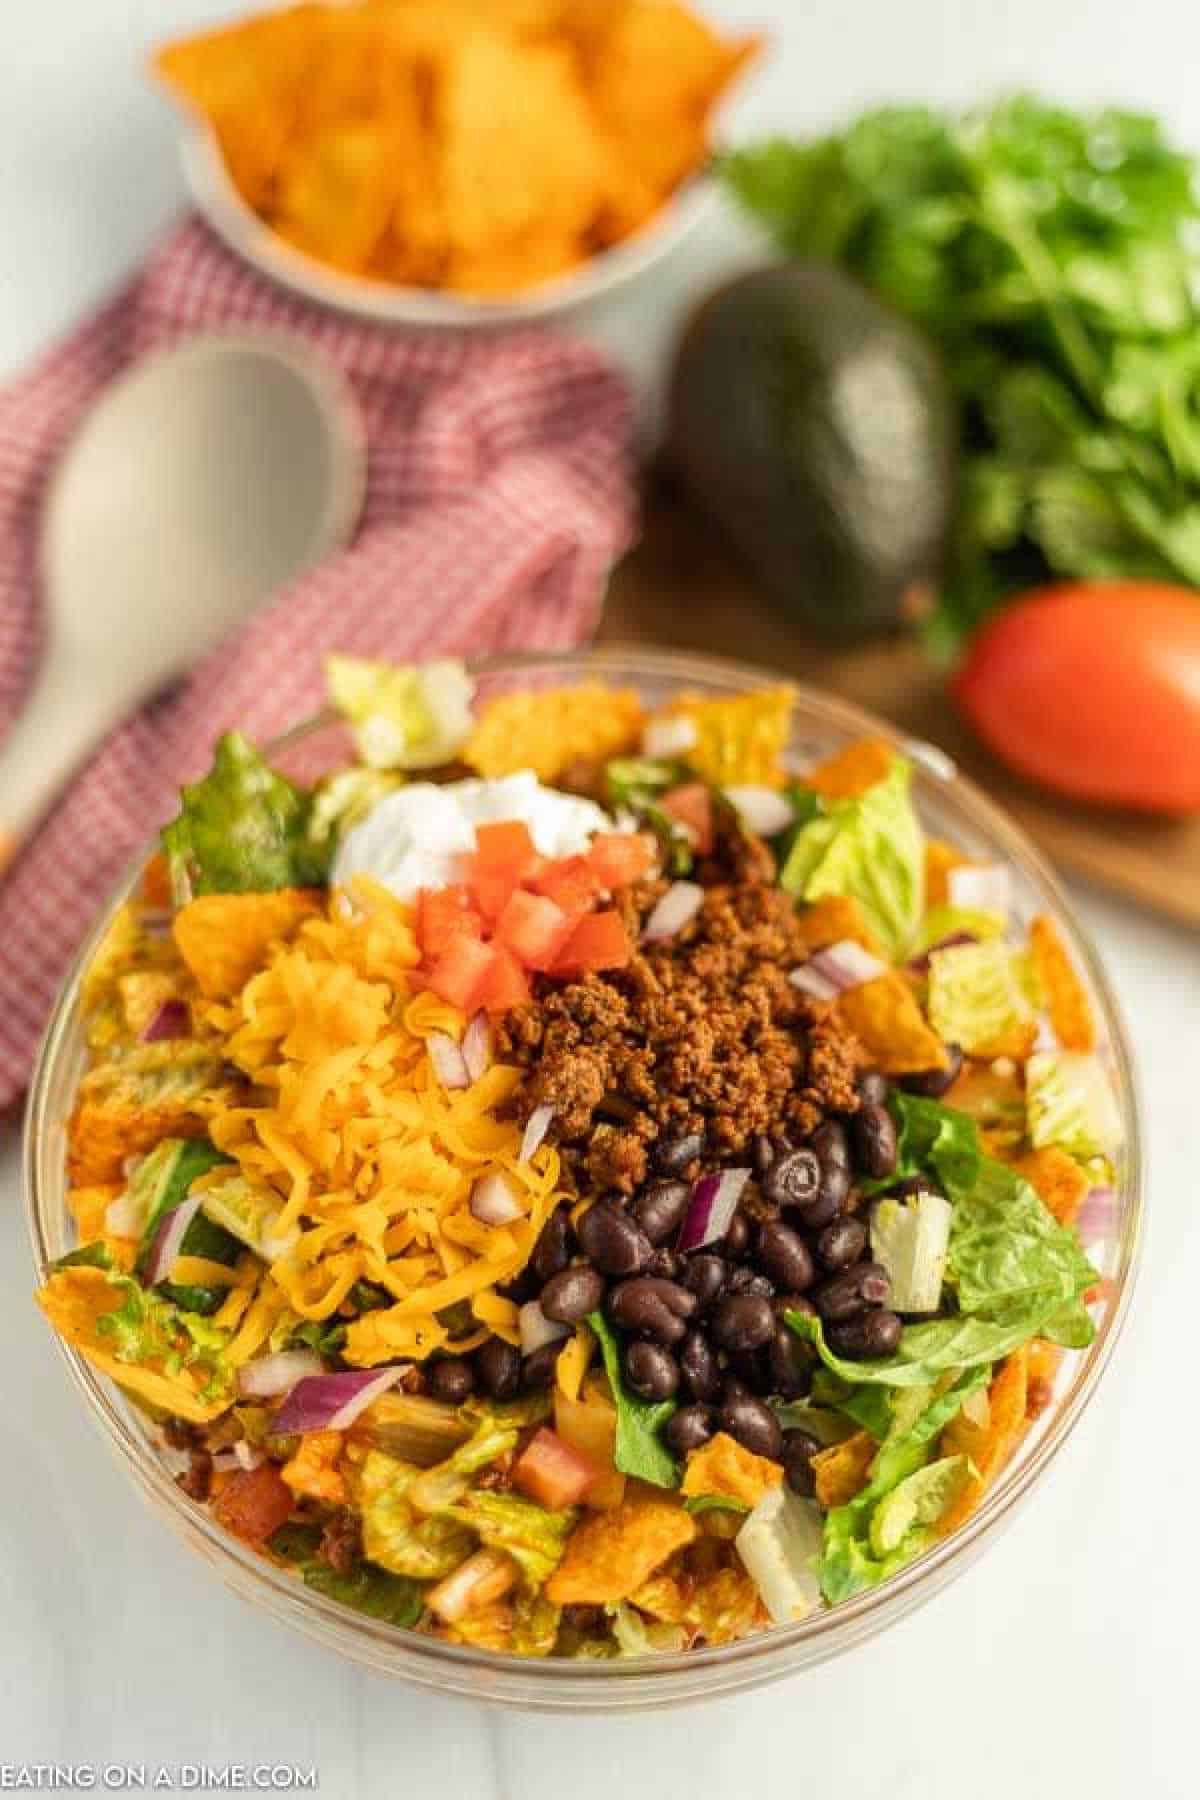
[24, 646, 1142, 1711]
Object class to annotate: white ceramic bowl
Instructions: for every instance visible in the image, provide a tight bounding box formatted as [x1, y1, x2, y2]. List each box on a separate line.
[180, 123, 722, 328]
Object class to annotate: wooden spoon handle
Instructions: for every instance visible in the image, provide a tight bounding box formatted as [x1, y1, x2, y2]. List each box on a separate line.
[0, 654, 138, 857]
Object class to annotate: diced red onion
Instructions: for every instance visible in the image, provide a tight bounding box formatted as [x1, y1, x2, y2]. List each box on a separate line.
[140, 998, 189, 1043]
[519, 1103, 556, 1163]
[428, 1031, 470, 1090]
[1077, 1186, 1115, 1247]
[272, 1367, 405, 1436]
[677, 1168, 751, 1253]
[144, 1193, 202, 1285]
[947, 863, 1012, 916]
[233, 1439, 265, 1472]
[470, 1170, 524, 1226]
[724, 785, 794, 837]
[790, 939, 887, 1000]
[642, 716, 698, 758]
[236, 1349, 326, 1400]
[642, 881, 704, 944]
[518, 1300, 571, 1356]
[462, 1011, 492, 1084]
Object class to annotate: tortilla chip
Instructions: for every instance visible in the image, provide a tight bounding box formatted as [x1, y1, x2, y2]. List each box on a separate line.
[1025, 1338, 1063, 1419]
[660, 686, 795, 787]
[943, 1058, 1026, 1152]
[67, 1183, 122, 1242]
[811, 1429, 876, 1508]
[836, 973, 949, 1076]
[282, 1429, 347, 1505]
[681, 1432, 783, 1511]
[937, 1348, 1029, 1535]
[545, 1495, 697, 1605]
[464, 684, 643, 781]
[1012, 1145, 1088, 1227]
[792, 894, 887, 959]
[36, 1268, 225, 1423]
[924, 839, 970, 907]
[1030, 914, 1096, 1053]
[274, 122, 410, 273]
[806, 738, 895, 800]
[173, 889, 320, 998]
[68, 1096, 208, 1188]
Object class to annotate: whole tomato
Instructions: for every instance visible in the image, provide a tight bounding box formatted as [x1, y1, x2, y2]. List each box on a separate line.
[953, 582, 1200, 814]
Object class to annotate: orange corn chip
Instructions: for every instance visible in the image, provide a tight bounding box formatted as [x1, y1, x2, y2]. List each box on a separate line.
[806, 738, 895, 801]
[68, 1095, 210, 1187]
[836, 973, 949, 1076]
[67, 1183, 122, 1242]
[1013, 1145, 1088, 1227]
[36, 1268, 227, 1423]
[173, 889, 320, 998]
[811, 1429, 876, 1508]
[792, 893, 887, 959]
[924, 839, 970, 907]
[938, 1348, 1030, 1535]
[545, 1496, 697, 1605]
[282, 1429, 347, 1505]
[1025, 1338, 1063, 1419]
[1030, 914, 1096, 1053]
[681, 1432, 783, 1511]
[944, 1057, 1026, 1152]
[464, 684, 643, 781]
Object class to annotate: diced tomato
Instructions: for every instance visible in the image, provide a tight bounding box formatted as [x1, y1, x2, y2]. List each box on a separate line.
[586, 831, 658, 890]
[473, 820, 541, 881]
[661, 783, 714, 855]
[422, 936, 498, 1011]
[466, 867, 521, 923]
[416, 885, 482, 959]
[475, 945, 532, 1013]
[552, 909, 631, 975]
[493, 889, 576, 971]
[512, 1427, 598, 1509]
[212, 1463, 295, 1546]
[530, 855, 603, 914]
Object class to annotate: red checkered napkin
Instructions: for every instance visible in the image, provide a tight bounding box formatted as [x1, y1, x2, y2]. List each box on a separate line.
[0, 217, 635, 1107]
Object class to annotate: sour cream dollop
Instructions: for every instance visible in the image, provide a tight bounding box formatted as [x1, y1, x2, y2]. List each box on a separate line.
[332, 771, 614, 902]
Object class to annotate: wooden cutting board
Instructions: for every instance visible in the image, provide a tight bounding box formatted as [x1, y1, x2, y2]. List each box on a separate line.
[600, 484, 1200, 929]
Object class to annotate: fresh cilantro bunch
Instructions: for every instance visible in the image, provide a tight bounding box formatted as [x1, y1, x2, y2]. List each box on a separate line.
[724, 96, 1200, 652]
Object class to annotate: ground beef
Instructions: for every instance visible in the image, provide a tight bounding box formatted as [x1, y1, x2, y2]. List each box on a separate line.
[498, 832, 864, 1194]
[317, 1508, 363, 1576]
[175, 1445, 213, 1503]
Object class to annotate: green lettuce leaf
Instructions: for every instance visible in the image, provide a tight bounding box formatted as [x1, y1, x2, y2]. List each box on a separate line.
[358, 1450, 474, 1581]
[162, 732, 330, 901]
[1025, 1051, 1123, 1160]
[947, 1156, 1097, 1316]
[868, 1455, 970, 1556]
[911, 903, 1007, 956]
[449, 1490, 576, 1587]
[872, 1091, 982, 1199]
[870, 1188, 953, 1313]
[325, 655, 473, 771]
[588, 1310, 679, 1489]
[267, 1524, 423, 1626]
[780, 757, 924, 958]
[926, 939, 1035, 1056]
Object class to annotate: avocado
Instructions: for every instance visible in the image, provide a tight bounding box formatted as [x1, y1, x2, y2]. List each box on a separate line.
[666, 262, 956, 642]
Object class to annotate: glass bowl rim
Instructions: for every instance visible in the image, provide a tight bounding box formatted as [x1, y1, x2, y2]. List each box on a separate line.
[24, 643, 1144, 1705]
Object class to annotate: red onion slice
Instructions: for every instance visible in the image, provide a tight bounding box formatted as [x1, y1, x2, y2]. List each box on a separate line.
[462, 1011, 492, 1084]
[272, 1366, 405, 1436]
[642, 716, 698, 758]
[140, 998, 190, 1043]
[1077, 1186, 1115, 1247]
[144, 1193, 203, 1285]
[470, 1171, 524, 1226]
[428, 1031, 470, 1090]
[677, 1168, 751, 1253]
[236, 1349, 326, 1400]
[724, 785, 794, 838]
[519, 1103, 556, 1164]
[518, 1300, 571, 1356]
[947, 863, 1012, 916]
[642, 881, 704, 944]
[790, 939, 887, 1000]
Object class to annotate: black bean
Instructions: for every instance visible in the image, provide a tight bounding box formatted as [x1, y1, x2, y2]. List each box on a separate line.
[496, 1266, 541, 1305]
[625, 1341, 680, 1402]
[609, 1277, 697, 1345]
[723, 1212, 750, 1258]
[654, 1131, 705, 1177]
[752, 1133, 776, 1179]
[427, 1356, 475, 1404]
[812, 1159, 851, 1220]
[719, 1390, 783, 1460]
[816, 1216, 868, 1271]
[766, 1322, 810, 1397]
[727, 1266, 775, 1299]
[712, 1293, 775, 1352]
[901, 1042, 963, 1099]
[826, 1309, 903, 1359]
[632, 1180, 692, 1245]
[683, 1252, 727, 1310]
[812, 1119, 851, 1173]
[577, 1200, 652, 1277]
[665, 1404, 716, 1456]
[857, 1069, 890, 1107]
[757, 1220, 815, 1292]
[813, 1261, 891, 1322]
[679, 1329, 722, 1404]
[782, 1429, 822, 1495]
[522, 1340, 566, 1389]
[530, 1208, 573, 1284]
[775, 1292, 816, 1322]
[852, 1102, 898, 1180]
[540, 1265, 606, 1325]
[475, 1336, 521, 1401]
[646, 1247, 681, 1281]
[763, 1148, 820, 1211]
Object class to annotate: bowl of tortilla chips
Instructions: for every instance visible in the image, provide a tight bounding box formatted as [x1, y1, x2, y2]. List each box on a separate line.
[154, 0, 761, 324]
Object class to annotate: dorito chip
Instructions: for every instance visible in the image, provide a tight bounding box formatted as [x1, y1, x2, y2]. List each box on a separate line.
[173, 889, 320, 998]
[281, 1428, 347, 1505]
[275, 122, 410, 273]
[682, 1432, 783, 1511]
[811, 1429, 876, 1508]
[1030, 913, 1096, 1053]
[836, 973, 949, 1076]
[792, 894, 887, 959]
[1012, 1145, 1088, 1227]
[805, 738, 896, 801]
[661, 686, 794, 787]
[545, 1495, 697, 1605]
[937, 1348, 1030, 1535]
[924, 838, 971, 907]
[464, 684, 643, 781]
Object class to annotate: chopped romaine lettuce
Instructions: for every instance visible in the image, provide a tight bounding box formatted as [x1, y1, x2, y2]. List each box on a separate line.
[947, 1156, 1098, 1319]
[926, 939, 1035, 1055]
[306, 767, 404, 848]
[358, 1449, 474, 1581]
[868, 1455, 970, 1557]
[198, 1171, 299, 1262]
[268, 1523, 424, 1626]
[326, 655, 474, 770]
[406, 1412, 521, 1514]
[604, 757, 695, 875]
[449, 1490, 575, 1588]
[911, 902, 1007, 957]
[1025, 1051, 1122, 1160]
[780, 757, 924, 959]
[588, 1310, 678, 1489]
[133, 1138, 239, 1311]
[609, 1603, 686, 1656]
[870, 1190, 953, 1312]
[162, 732, 330, 901]
[876, 1091, 982, 1200]
[734, 1485, 825, 1624]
